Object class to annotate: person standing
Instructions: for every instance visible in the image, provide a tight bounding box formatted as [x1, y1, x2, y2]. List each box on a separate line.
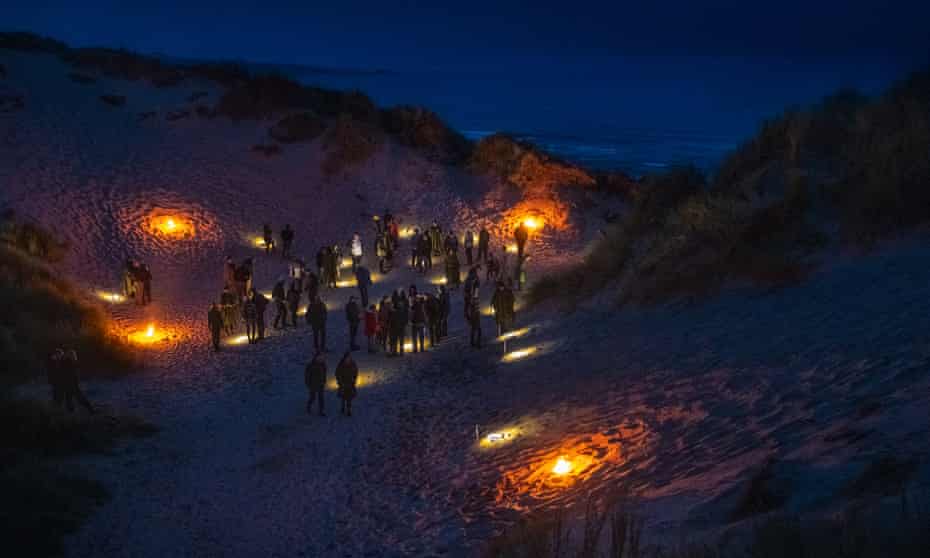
[379, 297, 392, 351]
[242, 293, 258, 344]
[478, 227, 490, 262]
[223, 257, 236, 290]
[253, 289, 269, 340]
[345, 296, 361, 351]
[335, 352, 358, 416]
[221, 285, 238, 334]
[262, 223, 275, 254]
[364, 304, 378, 353]
[514, 223, 529, 260]
[305, 268, 320, 303]
[426, 292, 440, 348]
[429, 221, 443, 256]
[280, 224, 295, 258]
[60, 349, 94, 414]
[304, 353, 326, 416]
[286, 282, 301, 328]
[350, 232, 363, 272]
[411, 295, 427, 353]
[354, 264, 372, 308]
[140, 263, 153, 305]
[467, 292, 482, 348]
[464, 230, 475, 266]
[307, 296, 328, 353]
[208, 303, 223, 351]
[272, 280, 287, 329]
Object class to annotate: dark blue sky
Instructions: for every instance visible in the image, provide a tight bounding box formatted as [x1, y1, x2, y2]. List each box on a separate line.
[6, 1, 930, 70]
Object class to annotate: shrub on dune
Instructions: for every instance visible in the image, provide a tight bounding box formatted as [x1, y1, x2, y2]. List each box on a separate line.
[268, 112, 326, 143]
[321, 115, 384, 176]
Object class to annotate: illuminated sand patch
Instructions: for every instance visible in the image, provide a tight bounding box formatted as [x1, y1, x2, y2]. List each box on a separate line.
[127, 323, 180, 346]
[149, 214, 195, 237]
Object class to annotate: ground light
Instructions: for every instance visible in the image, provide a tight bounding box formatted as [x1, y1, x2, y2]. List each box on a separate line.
[502, 346, 537, 362]
[340, 257, 353, 269]
[96, 290, 125, 303]
[252, 236, 266, 248]
[399, 227, 416, 239]
[506, 244, 518, 254]
[430, 276, 447, 285]
[226, 334, 249, 346]
[498, 327, 530, 342]
[128, 323, 165, 345]
[552, 457, 573, 476]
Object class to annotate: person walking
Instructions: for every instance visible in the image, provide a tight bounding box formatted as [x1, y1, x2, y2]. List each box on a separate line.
[60, 349, 95, 414]
[350, 232, 363, 272]
[354, 264, 372, 308]
[411, 295, 427, 353]
[242, 293, 258, 344]
[286, 282, 301, 328]
[272, 280, 287, 329]
[220, 285, 238, 334]
[304, 268, 320, 303]
[478, 226, 490, 262]
[335, 352, 359, 416]
[208, 303, 223, 351]
[364, 304, 378, 353]
[304, 353, 326, 416]
[262, 223, 275, 254]
[280, 224, 295, 258]
[410, 228, 421, 268]
[345, 296, 361, 351]
[307, 296, 328, 353]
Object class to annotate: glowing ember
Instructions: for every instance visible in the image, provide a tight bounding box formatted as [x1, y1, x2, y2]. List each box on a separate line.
[502, 347, 537, 362]
[96, 291, 125, 303]
[552, 457, 573, 476]
[151, 214, 193, 236]
[523, 217, 542, 230]
[498, 327, 530, 342]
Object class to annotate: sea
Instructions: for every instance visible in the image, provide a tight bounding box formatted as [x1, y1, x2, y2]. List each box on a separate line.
[289, 55, 916, 178]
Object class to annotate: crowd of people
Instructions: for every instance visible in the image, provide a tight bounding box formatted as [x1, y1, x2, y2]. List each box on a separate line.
[202, 210, 531, 417]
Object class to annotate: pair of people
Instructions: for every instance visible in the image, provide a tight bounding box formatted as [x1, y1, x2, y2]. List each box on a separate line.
[304, 352, 358, 416]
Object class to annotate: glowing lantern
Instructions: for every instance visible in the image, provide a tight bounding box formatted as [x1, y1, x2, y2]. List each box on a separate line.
[552, 457, 573, 476]
[403, 342, 413, 352]
[498, 327, 530, 342]
[252, 236, 266, 248]
[502, 347, 537, 362]
[399, 227, 415, 239]
[336, 278, 357, 288]
[97, 291, 125, 303]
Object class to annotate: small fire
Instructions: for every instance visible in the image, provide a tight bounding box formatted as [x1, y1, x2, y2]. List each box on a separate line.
[552, 457, 573, 476]
[523, 217, 541, 230]
[145, 324, 155, 337]
[166, 218, 176, 230]
[152, 214, 192, 236]
[506, 244, 519, 254]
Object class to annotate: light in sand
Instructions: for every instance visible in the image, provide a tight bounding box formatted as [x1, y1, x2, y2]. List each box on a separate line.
[552, 457, 573, 476]
[128, 323, 165, 345]
[252, 236, 267, 248]
[502, 347, 537, 362]
[506, 244, 518, 254]
[430, 276, 447, 285]
[96, 291, 125, 303]
[227, 334, 249, 346]
[152, 214, 193, 237]
[399, 227, 415, 239]
[340, 257, 353, 269]
[498, 327, 530, 342]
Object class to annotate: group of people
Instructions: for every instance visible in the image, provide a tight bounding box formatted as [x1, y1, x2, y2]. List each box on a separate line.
[47, 348, 94, 414]
[204, 212, 532, 417]
[122, 259, 153, 305]
[262, 223, 295, 258]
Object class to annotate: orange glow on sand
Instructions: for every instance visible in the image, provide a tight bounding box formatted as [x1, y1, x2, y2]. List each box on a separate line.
[552, 457, 573, 475]
[128, 323, 174, 346]
[149, 214, 194, 237]
[523, 217, 542, 230]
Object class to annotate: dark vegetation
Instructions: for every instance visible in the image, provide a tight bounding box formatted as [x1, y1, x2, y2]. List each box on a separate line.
[99, 94, 126, 107]
[530, 68, 930, 307]
[268, 111, 326, 143]
[0, 213, 151, 557]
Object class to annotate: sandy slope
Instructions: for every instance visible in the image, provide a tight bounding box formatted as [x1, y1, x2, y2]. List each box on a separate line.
[2, 50, 929, 557]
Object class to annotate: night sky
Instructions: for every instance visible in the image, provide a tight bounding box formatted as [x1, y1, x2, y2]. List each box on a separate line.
[7, 1, 930, 70]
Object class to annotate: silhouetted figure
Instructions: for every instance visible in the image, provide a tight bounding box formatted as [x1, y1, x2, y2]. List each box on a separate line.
[345, 296, 361, 351]
[355, 264, 372, 308]
[280, 224, 295, 258]
[478, 227, 490, 261]
[307, 296, 328, 353]
[253, 289, 269, 340]
[208, 303, 223, 351]
[272, 280, 287, 329]
[514, 223, 528, 260]
[263, 223, 275, 254]
[335, 352, 358, 416]
[304, 353, 326, 416]
[60, 349, 94, 414]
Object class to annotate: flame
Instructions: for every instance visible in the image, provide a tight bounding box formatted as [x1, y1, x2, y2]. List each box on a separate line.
[166, 218, 176, 230]
[552, 457, 573, 476]
[146, 324, 155, 337]
[152, 214, 193, 236]
[523, 217, 541, 230]
[506, 244, 519, 254]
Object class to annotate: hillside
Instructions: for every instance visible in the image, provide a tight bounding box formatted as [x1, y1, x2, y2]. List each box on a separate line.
[1, 32, 928, 558]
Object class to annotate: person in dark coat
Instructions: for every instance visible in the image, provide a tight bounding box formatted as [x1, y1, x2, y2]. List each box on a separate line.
[410, 228, 421, 269]
[316, 246, 327, 278]
[286, 282, 301, 328]
[438, 285, 450, 339]
[491, 280, 516, 335]
[323, 247, 338, 288]
[220, 285, 238, 334]
[411, 295, 427, 352]
[304, 268, 320, 303]
[307, 296, 328, 353]
[242, 294, 258, 344]
[280, 224, 295, 258]
[514, 223, 529, 259]
[208, 303, 223, 351]
[429, 222, 443, 256]
[354, 265, 372, 308]
[464, 230, 475, 266]
[140, 264, 153, 305]
[443, 231, 458, 256]
[262, 223, 275, 254]
[304, 353, 326, 416]
[464, 267, 481, 304]
[390, 290, 408, 356]
[272, 280, 287, 329]
[445, 251, 460, 289]
[335, 352, 359, 416]
[418, 232, 432, 272]
[478, 227, 490, 262]
[378, 297, 391, 351]
[345, 296, 361, 351]
[466, 293, 482, 348]
[253, 289, 269, 340]
[425, 293, 440, 347]
[60, 349, 94, 414]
